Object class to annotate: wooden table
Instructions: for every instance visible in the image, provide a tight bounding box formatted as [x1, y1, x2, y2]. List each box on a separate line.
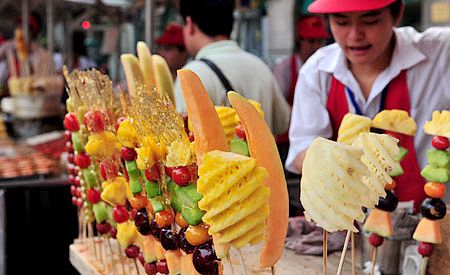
[70, 238, 363, 275]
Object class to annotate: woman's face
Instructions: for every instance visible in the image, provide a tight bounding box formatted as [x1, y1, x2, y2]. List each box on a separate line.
[329, 8, 401, 67]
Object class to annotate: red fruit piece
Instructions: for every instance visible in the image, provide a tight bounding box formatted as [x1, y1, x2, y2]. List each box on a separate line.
[172, 167, 191, 186]
[432, 136, 449, 150]
[73, 176, 81, 187]
[145, 164, 161, 181]
[235, 123, 246, 140]
[74, 152, 91, 169]
[155, 210, 174, 228]
[138, 252, 145, 266]
[113, 205, 130, 223]
[156, 260, 169, 274]
[110, 227, 117, 239]
[369, 233, 384, 247]
[125, 244, 140, 258]
[72, 196, 78, 206]
[84, 110, 106, 133]
[67, 152, 75, 164]
[64, 130, 72, 142]
[64, 113, 80, 132]
[96, 221, 112, 234]
[76, 197, 84, 208]
[129, 195, 148, 210]
[144, 262, 157, 275]
[121, 147, 137, 161]
[86, 188, 101, 204]
[418, 242, 433, 257]
[65, 141, 74, 153]
[100, 161, 118, 181]
[70, 185, 77, 196]
[164, 166, 173, 178]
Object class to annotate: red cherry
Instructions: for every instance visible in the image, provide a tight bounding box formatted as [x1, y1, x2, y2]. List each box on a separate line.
[70, 185, 77, 196]
[432, 136, 449, 150]
[73, 176, 81, 187]
[100, 161, 118, 181]
[144, 262, 157, 275]
[75, 152, 91, 169]
[86, 188, 101, 204]
[369, 233, 384, 247]
[188, 132, 195, 142]
[76, 197, 84, 208]
[113, 205, 130, 223]
[65, 141, 74, 153]
[385, 131, 402, 140]
[138, 252, 145, 266]
[67, 152, 75, 164]
[64, 130, 72, 142]
[235, 123, 246, 140]
[116, 117, 127, 131]
[96, 221, 112, 234]
[68, 174, 76, 185]
[156, 260, 169, 274]
[131, 208, 138, 221]
[171, 167, 191, 186]
[121, 147, 137, 161]
[145, 164, 161, 181]
[418, 242, 433, 257]
[110, 227, 117, 239]
[84, 110, 106, 133]
[187, 164, 198, 182]
[75, 187, 82, 198]
[72, 196, 78, 206]
[125, 244, 140, 258]
[64, 113, 80, 132]
[164, 166, 173, 178]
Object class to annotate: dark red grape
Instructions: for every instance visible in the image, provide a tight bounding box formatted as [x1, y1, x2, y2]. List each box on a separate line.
[121, 147, 137, 161]
[144, 262, 157, 275]
[134, 208, 151, 235]
[179, 227, 195, 254]
[125, 244, 140, 258]
[138, 252, 145, 266]
[156, 260, 169, 274]
[113, 205, 130, 223]
[160, 228, 179, 250]
[193, 242, 219, 274]
[110, 227, 117, 239]
[96, 221, 112, 234]
[86, 188, 101, 204]
[149, 220, 161, 239]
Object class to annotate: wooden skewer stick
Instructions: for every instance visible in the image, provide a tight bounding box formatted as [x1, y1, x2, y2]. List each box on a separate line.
[237, 249, 248, 275]
[6, 50, 18, 78]
[370, 247, 378, 275]
[271, 265, 276, 275]
[134, 258, 141, 275]
[323, 230, 328, 275]
[106, 237, 117, 275]
[336, 230, 351, 275]
[117, 241, 126, 275]
[351, 232, 355, 275]
[420, 257, 428, 275]
[226, 254, 235, 275]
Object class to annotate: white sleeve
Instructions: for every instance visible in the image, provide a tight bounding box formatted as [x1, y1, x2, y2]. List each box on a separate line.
[285, 66, 333, 174]
[174, 77, 187, 113]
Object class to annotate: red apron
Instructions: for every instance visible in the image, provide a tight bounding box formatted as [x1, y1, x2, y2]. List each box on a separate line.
[325, 70, 425, 211]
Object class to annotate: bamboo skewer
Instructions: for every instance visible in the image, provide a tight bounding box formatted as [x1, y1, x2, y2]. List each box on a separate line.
[237, 249, 248, 275]
[420, 257, 428, 275]
[117, 241, 126, 275]
[370, 247, 378, 275]
[134, 259, 141, 275]
[226, 254, 235, 275]
[351, 232, 355, 275]
[6, 50, 17, 78]
[106, 237, 117, 275]
[271, 265, 276, 275]
[336, 230, 351, 275]
[323, 230, 328, 275]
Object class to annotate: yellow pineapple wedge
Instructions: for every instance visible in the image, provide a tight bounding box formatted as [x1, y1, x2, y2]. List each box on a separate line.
[337, 113, 371, 145]
[215, 106, 238, 141]
[371, 109, 417, 136]
[166, 140, 192, 167]
[197, 150, 269, 249]
[423, 110, 450, 138]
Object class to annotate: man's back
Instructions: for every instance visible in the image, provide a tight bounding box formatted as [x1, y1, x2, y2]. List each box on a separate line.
[174, 40, 290, 135]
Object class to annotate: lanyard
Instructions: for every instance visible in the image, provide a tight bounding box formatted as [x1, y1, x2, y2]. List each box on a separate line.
[345, 85, 389, 116]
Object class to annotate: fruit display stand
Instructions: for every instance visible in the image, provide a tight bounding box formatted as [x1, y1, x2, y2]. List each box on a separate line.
[69, 239, 362, 275]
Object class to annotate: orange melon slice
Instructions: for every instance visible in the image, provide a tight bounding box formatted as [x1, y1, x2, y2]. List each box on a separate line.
[413, 218, 442, 244]
[363, 208, 393, 238]
[178, 69, 229, 164]
[154, 239, 167, 260]
[142, 235, 157, 263]
[228, 91, 289, 268]
[166, 249, 182, 274]
[181, 254, 200, 275]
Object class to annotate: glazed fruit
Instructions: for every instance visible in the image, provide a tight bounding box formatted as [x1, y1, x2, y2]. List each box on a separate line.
[432, 136, 449, 150]
[418, 242, 433, 257]
[110, 227, 117, 239]
[178, 228, 195, 254]
[235, 123, 246, 140]
[96, 221, 112, 234]
[74, 152, 91, 169]
[86, 188, 101, 204]
[121, 147, 137, 161]
[155, 210, 174, 228]
[113, 205, 130, 223]
[375, 190, 398, 212]
[172, 167, 191, 186]
[175, 212, 189, 228]
[369, 233, 384, 247]
[129, 195, 148, 210]
[186, 224, 210, 246]
[134, 208, 151, 235]
[160, 228, 179, 250]
[149, 220, 161, 239]
[193, 242, 219, 275]
[84, 110, 106, 133]
[64, 113, 80, 132]
[156, 260, 169, 274]
[144, 262, 157, 275]
[125, 244, 140, 258]
[145, 164, 161, 181]
[139, 251, 145, 265]
[420, 198, 446, 220]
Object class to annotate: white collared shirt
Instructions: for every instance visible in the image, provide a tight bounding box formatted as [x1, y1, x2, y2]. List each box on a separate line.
[174, 40, 291, 135]
[286, 27, 450, 174]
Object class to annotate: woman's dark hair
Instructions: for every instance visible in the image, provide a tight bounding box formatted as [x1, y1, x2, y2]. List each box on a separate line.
[179, 0, 235, 37]
[388, 0, 403, 19]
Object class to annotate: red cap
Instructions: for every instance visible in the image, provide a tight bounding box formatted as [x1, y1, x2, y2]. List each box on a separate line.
[156, 23, 185, 47]
[297, 16, 329, 39]
[308, 0, 396, 13]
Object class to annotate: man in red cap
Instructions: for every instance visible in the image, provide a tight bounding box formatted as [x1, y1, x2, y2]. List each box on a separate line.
[156, 23, 189, 80]
[288, 0, 450, 207]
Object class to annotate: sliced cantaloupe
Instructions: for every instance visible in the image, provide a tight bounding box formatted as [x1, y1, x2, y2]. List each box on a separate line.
[154, 239, 167, 260]
[363, 208, 393, 238]
[413, 218, 442, 244]
[181, 254, 200, 275]
[228, 91, 289, 268]
[178, 69, 229, 164]
[142, 235, 157, 263]
[166, 249, 182, 274]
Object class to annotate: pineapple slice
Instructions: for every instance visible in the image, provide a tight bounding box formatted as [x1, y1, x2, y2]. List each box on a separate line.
[300, 137, 385, 232]
[215, 106, 238, 141]
[197, 150, 269, 248]
[337, 113, 371, 145]
[371, 109, 417, 136]
[166, 140, 192, 167]
[423, 110, 450, 138]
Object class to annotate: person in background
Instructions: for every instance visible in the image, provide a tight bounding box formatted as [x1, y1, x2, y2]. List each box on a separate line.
[156, 23, 189, 80]
[286, 0, 450, 211]
[273, 16, 329, 105]
[174, 0, 290, 136]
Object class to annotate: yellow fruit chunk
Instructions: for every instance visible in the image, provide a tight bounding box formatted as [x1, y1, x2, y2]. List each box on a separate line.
[85, 131, 121, 160]
[371, 109, 417, 136]
[153, 54, 175, 104]
[101, 176, 129, 206]
[117, 221, 138, 248]
[166, 140, 192, 167]
[215, 106, 238, 141]
[337, 113, 371, 145]
[197, 150, 269, 249]
[423, 110, 450, 138]
[117, 117, 139, 148]
[121, 54, 144, 97]
[137, 41, 156, 91]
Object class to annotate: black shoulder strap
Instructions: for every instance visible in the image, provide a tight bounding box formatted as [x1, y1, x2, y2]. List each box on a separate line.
[199, 58, 235, 92]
